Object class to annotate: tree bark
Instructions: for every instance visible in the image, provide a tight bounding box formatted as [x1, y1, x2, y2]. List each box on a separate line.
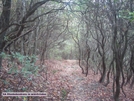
[99, 56, 106, 83]
[0, 0, 11, 70]
[114, 59, 120, 101]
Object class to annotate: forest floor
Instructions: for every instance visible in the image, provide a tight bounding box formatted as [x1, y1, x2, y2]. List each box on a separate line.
[38, 60, 134, 101]
[1, 60, 134, 101]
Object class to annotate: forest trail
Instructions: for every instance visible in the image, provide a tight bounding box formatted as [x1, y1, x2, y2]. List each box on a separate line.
[41, 60, 134, 101]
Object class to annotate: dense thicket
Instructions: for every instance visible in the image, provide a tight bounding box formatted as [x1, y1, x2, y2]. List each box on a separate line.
[76, 0, 134, 101]
[0, 0, 134, 101]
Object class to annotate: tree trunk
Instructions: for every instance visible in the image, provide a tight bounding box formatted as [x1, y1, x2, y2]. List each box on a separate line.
[0, 0, 11, 70]
[0, 51, 2, 70]
[99, 56, 106, 83]
[114, 59, 120, 101]
[0, 40, 6, 70]
[85, 50, 90, 76]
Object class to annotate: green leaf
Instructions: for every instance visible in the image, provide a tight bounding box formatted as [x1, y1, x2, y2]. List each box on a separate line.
[3, 80, 9, 85]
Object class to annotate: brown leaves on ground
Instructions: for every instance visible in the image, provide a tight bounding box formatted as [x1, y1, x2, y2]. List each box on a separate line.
[42, 60, 134, 101]
[0, 60, 134, 101]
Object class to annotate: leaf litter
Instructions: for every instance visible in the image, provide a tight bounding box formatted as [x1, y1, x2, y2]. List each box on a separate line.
[0, 59, 134, 101]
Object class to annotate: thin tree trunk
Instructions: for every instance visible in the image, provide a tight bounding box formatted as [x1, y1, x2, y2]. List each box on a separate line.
[114, 59, 120, 101]
[99, 56, 106, 83]
[0, 52, 2, 71]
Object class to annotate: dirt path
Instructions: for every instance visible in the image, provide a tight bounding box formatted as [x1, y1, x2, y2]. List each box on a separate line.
[59, 60, 88, 101]
[44, 60, 134, 101]
[58, 60, 112, 101]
